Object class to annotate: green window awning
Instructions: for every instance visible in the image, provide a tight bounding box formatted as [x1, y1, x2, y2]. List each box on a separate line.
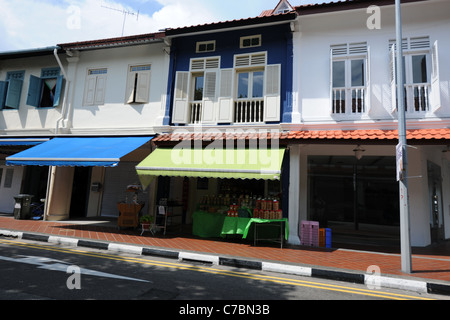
[136, 147, 286, 188]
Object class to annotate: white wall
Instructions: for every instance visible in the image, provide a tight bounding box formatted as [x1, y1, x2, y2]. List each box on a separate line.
[294, 0, 450, 126]
[0, 165, 24, 213]
[0, 54, 67, 135]
[68, 43, 169, 135]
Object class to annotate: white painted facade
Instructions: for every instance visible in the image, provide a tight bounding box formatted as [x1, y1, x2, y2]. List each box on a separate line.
[287, 0, 450, 247]
[61, 42, 169, 136]
[0, 37, 169, 219]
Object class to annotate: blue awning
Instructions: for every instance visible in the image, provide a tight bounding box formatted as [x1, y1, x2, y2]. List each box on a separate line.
[0, 138, 49, 146]
[6, 136, 153, 167]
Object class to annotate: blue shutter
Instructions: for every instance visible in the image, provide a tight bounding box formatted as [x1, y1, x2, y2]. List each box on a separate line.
[53, 75, 64, 107]
[0, 81, 7, 110]
[5, 78, 23, 109]
[27, 75, 42, 107]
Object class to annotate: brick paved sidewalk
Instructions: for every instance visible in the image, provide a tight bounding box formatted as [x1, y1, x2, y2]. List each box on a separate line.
[1, 216, 449, 286]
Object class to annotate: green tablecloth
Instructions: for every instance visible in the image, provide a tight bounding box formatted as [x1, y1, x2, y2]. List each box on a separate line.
[192, 211, 289, 240]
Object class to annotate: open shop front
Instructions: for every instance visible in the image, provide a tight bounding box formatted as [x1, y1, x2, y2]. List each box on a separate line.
[136, 147, 289, 246]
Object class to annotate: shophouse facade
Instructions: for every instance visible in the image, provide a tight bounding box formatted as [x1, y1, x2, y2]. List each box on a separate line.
[1, 0, 448, 249]
[135, 8, 298, 236]
[286, 0, 450, 247]
[1, 32, 170, 221]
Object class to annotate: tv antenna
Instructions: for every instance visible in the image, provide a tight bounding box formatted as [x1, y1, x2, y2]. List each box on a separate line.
[102, 4, 139, 36]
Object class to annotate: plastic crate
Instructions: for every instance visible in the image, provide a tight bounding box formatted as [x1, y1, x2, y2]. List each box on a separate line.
[319, 228, 332, 248]
[301, 220, 320, 247]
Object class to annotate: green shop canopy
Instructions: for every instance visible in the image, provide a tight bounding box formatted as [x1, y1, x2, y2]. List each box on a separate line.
[136, 147, 286, 188]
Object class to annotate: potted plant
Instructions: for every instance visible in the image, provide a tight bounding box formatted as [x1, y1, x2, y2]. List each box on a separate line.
[140, 215, 154, 229]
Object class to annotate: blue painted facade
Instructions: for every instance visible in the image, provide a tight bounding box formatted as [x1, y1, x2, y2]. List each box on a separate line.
[163, 22, 294, 125]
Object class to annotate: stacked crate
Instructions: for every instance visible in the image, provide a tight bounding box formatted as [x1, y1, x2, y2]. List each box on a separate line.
[319, 228, 332, 248]
[300, 220, 319, 247]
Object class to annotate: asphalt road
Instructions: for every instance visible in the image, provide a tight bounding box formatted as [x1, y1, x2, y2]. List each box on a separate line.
[0, 237, 444, 309]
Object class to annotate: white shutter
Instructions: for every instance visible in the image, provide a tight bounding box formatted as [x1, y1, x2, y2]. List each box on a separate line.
[135, 70, 151, 103]
[202, 71, 217, 123]
[390, 44, 397, 113]
[126, 72, 136, 104]
[329, 48, 333, 114]
[365, 45, 371, 112]
[217, 69, 234, 123]
[430, 40, 441, 111]
[172, 71, 189, 124]
[94, 74, 107, 105]
[264, 64, 281, 122]
[83, 76, 97, 106]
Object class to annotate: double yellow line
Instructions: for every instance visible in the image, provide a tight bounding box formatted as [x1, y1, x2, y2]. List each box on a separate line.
[0, 238, 433, 300]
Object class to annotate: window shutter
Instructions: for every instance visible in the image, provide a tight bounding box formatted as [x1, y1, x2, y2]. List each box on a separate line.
[83, 76, 96, 106]
[135, 70, 151, 104]
[27, 75, 42, 107]
[94, 74, 107, 105]
[202, 71, 217, 123]
[390, 44, 397, 113]
[0, 81, 8, 110]
[365, 45, 371, 112]
[329, 48, 333, 114]
[5, 78, 23, 109]
[217, 69, 234, 123]
[264, 64, 281, 122]
[126, 72, 136, 104]
[52, 75, 64, 107]
[430, 40, 441, 111]
[172, 71, 189, 124]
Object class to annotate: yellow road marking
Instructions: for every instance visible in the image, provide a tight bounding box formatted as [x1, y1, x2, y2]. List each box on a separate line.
[0, 238, 433, 300]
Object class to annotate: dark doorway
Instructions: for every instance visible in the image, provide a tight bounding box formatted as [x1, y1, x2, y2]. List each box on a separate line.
[70, 167, 92, 218]
[308, 155, 400, 247]
[22, 166, 49, 203]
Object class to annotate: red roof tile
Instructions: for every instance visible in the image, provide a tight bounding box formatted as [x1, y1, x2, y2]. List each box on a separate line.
[153, 129, 450, 144]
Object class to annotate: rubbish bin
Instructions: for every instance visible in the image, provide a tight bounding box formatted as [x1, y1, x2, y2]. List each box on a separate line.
[13, 194, 33, 220]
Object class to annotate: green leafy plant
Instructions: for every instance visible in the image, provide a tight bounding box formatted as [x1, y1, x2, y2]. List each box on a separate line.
[140, 215, 154, 224]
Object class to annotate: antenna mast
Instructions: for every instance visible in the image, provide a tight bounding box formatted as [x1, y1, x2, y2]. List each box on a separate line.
[101, 4, 139, 36]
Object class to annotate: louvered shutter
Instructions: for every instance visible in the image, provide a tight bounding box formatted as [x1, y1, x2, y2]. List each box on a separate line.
[264, 64, 281, 122]
[0, 81, 7, 110]
[94, 74, 107, 105]
[202, 71, 217, 123]
[390, 44, 397, 113]
[27, 75, 43, 107]
[83, 76, 96, 106]
[5, 78, 23, 109]
[217, 69, 234, 123]
[172, 71, 189, 124]
[126, 72, 136, 104]
[329, 48, 334, 114]
[430, 40, 441, 111]
[365, 45, 371, 112]
[135, 70, 151, 104]
[52, 75, 64, 107]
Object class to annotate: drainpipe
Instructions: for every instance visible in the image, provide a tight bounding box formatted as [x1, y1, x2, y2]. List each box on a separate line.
[54, 48, 70, 134]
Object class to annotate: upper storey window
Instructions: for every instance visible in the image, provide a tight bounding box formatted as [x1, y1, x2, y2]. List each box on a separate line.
[27, 67, 64, 108]
[330, 42, 369, 115]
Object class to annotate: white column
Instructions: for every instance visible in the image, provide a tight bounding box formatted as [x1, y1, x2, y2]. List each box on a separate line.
[288, 144, 301, 245]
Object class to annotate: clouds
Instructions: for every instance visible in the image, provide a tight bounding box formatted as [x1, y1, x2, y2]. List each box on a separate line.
[0, 0, 303, 51]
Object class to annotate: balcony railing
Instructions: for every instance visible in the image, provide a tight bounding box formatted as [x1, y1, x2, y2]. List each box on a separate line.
[405, 83, 430, 113]
[332, 87, 366, 115]
[234, 99, 264, 123]
[189, 102, 202, 124]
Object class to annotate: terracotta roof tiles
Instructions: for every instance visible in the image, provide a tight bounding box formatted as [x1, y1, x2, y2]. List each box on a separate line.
[153, 129, 450, 145]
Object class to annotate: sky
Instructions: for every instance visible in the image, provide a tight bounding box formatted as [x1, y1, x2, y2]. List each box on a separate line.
[0, 0, 324, 52]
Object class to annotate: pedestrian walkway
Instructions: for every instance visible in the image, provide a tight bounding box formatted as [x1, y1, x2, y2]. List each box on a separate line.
[1, 215, 449, 296]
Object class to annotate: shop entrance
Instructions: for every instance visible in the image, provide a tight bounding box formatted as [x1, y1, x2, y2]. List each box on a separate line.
[22, 166, 49, 203]
[308, 156, 400, 247]
[70, 167, 92, 218]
